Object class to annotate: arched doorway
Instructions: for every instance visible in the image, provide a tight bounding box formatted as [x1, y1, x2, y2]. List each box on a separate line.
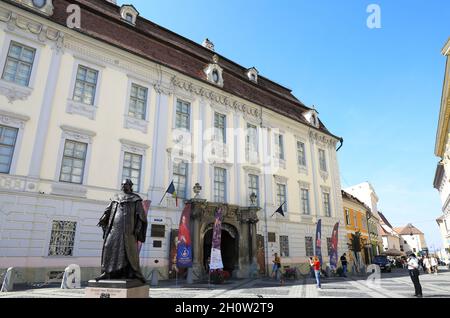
[203, 226, 238, 274]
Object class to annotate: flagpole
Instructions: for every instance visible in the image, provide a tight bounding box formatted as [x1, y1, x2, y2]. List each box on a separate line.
[158, 192, 167, 206]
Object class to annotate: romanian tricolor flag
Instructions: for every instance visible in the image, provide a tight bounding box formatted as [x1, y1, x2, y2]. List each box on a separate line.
[165, 181, 178, 207]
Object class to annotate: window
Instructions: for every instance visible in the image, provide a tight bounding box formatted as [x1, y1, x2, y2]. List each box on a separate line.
[175, 100, 190, 131]
[327, 238, 332, 256]
[214, 167, 226, 203]
[280, 236, 289, 257]
[151, 225, 165, 238]
[73, 65, 98, 105]
[48, 221, 77, 257]
[246, 124, 258, 161]
[362, 215, 367, 231]
[125, 13, 133, 23]
[275, 134, 285, 160]
[153, 241, 162, 248]
[300, 188, 310, 215]
[268, 232, 276, 243]
[122, 152, 142, 192]
[2, 41, 36, 87]
[0, 125, 18, 174]
[305, 237, 314, 257]
[345, 209, 350, 225]
[129, 84, 148, 120]
[173, 161, 188, 199]
[276, 183, 287, 212]
[297, 141, 306, 167]
[60, 140, 87, 184]
[323, 192, 331, 217]
[214, 113, 226, 144]
[248, 174, 259, 206]
[353, 213, 358, 228]
[319, 149, 327, 172]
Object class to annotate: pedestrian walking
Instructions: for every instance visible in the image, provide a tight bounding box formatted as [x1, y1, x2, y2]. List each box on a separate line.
[423, 256, 431, 274]
[431, 256, 438, 275]
[313, 256, 322, 289]
[271, 253, 281, 281]
[340, 253, 348, 277]
[407, 253, 423, 298]
[309, 257, 315, 278]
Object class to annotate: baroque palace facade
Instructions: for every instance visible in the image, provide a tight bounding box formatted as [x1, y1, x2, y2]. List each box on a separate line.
[0, 0, 346, 283]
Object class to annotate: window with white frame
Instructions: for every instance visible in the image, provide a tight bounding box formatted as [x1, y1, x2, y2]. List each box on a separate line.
[275, 134, 285, 160]
[48, 220, 77, 257]
[129, 83, 148, 120]
[173, 161, 188, 199]
[300, 188, 310, 215]
[354, 212, 358, 229]
[280, 236, 289, 257]
[59, 140, 88, 184]
[214, 167, 226, 203]
[214, 112, 226, 144]
[122, 152, 142, 192]
[73, 65, 99, 105]
[248, 174, 259, 206]
[0, 125, 18, 174]
[276, 183, 287, 211]
[2, 41, 36, 87]
[297, 141, 306, 167]
[175, 99, 191, 131]
[345, 209, 350, 225]
[319, 149, 327, 172]
[246, 124, 258, 161]
[323, 192, 331, 217]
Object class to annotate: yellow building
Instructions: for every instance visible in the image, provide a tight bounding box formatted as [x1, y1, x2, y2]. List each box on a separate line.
[342, 190, 372, 271]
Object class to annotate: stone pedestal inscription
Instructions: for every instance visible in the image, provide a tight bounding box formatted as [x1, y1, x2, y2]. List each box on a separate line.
[85, 280, 149, 298]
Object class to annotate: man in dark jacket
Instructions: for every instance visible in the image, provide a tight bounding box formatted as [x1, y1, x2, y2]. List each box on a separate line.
[340, 253, 348, 277]
[96, 179, 148, 283]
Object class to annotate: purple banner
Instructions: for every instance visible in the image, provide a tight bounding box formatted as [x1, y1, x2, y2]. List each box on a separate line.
[330, 223, 339, 270]
[315, 219, 322, 265]
[210, 207, 224, 270]
[176, 203, 192, 268]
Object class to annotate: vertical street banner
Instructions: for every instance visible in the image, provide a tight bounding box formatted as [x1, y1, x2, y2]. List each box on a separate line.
[209, 207, 224, 270]
[138, 200, 151, 255]
[176, 202, 193, 268]
[315, 219, 322, 265]
[330, 222, 339, 270]
[168, 229, 179, 279]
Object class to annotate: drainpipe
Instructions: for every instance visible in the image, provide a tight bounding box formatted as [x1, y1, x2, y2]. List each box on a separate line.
[336, 138, 344, 152]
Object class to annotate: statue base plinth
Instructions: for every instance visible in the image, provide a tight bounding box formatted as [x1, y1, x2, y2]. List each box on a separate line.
[85, 280, 149, 298]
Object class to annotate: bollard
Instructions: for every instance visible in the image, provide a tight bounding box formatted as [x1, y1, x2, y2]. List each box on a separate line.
[1, 268, 15, 292]
[150, 269, 159, 286]
[61, 264, 81, 289]
[186, 268, 193, 284]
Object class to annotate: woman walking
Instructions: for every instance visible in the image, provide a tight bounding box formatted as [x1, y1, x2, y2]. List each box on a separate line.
[407, 253, 423, 298]
[313, 256, 322, 290]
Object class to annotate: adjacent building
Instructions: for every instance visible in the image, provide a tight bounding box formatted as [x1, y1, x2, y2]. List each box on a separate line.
[0, 0, 346, 283]
[434, 38, 450, 264]
[394, 224, 427, 255]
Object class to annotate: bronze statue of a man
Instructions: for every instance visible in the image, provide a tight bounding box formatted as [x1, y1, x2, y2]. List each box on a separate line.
[96, 179, 148, 283]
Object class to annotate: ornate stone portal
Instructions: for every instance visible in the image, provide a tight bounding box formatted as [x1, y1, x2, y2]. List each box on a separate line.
[189, 199, 261, 278]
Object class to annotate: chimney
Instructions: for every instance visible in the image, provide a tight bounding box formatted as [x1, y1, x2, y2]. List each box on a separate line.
[202, 38, 215, 51]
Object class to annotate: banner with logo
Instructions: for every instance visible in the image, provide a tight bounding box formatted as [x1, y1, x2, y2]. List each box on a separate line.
[209, 207, 224, 270]
[176, 203, 193, 268]
[330, 222, 339, 270]
[315, 219, 322, 265]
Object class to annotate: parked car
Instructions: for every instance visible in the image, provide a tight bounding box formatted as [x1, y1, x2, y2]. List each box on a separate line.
[372, 255, 392, 272]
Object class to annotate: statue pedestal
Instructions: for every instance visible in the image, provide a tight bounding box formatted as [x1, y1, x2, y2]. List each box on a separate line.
[85, 280, 149, 298]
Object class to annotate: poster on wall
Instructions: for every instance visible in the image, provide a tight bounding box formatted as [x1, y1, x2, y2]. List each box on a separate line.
[168, 229, 179, 279]
[209, 207, 224, 270]
[330, 222, 339, 270]
[176, 203, 193, 268]
[315, 219, 323, 265]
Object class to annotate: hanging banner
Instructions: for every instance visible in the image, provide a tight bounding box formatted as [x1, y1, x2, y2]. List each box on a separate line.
[209, 207, 224, 270]
[138, 200, 151, 255]
[330, 222, 339, 270]
[315, 219, 323, 265]
[176, 203, 193, 268]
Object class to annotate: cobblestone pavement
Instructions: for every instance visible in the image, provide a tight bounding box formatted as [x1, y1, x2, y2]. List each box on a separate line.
[1, 267, 450, 298]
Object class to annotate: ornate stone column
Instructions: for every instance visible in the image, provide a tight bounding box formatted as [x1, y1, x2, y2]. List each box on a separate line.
[190, 198, 207, 276]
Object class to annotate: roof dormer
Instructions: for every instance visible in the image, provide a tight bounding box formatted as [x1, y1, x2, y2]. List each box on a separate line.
[247, 67, 259, 83]
[120, 4, 139, 26]
[204, 54, 224, 87]
[303, 108, 320, 128]
[12, 0, 54, 16]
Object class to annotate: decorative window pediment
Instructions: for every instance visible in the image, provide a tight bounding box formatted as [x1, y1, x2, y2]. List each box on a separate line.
[204, 55, 224, 87]
[247, 67, 259, 83]
[303, 108, 320, 128]
[12, 0, 54, 16]
[120, 5, 139, 26]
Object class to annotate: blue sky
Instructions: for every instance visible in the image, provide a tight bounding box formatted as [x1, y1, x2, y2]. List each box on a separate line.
[118, 0, 449, 250]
